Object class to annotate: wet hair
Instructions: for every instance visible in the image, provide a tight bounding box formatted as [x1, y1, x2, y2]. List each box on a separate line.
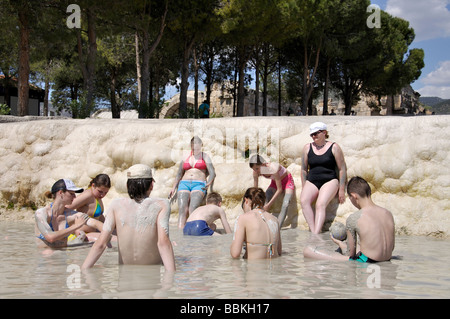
[206, 192, 222, 205]
[89, 174, 111, 188]
[249, 154, 266, 168]
[127, 178, 153, 203]
[347, 176, 371, 198]
[242, 187, 266, 210]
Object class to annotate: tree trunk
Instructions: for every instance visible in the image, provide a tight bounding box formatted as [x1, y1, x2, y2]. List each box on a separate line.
[110, 68, 120, 118]
[323, 57, 330, 115]
[76, 8, 97, 118]
[262, 64, 268, 116]
[193, 47, 199, 118]
[135, 32, 142, 104]
[137, 1, 168, 118]
[254, 49, 260, 116]
[179, 37, 195, 118]
[236, 46, 249, 117]
[278, 56, 282, 116]
[139, 28, 150, 118]
[18, 10, 30, 116]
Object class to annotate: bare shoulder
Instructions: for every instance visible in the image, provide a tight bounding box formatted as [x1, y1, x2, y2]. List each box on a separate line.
[202, 152, 213, 163]
[266, 212, 278, 224]
[331, 142, 343, 154]
[35, 206, 48, 217]
[267, 162, 280, 175]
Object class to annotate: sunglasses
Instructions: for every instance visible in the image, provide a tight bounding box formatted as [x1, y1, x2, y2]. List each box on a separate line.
[310, 130, 323, 137]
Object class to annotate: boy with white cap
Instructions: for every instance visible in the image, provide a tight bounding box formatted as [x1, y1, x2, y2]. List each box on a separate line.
[82, 164, 175, 271]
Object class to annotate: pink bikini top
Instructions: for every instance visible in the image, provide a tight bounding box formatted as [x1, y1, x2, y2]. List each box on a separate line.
[183, 152, 207, 171]
[262, 164, 286, 179]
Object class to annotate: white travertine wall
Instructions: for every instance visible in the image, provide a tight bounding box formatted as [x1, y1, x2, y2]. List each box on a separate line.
[0, 116, 449, 237]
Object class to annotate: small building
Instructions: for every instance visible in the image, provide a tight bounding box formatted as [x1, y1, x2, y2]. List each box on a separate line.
[0, 75, 45, 116]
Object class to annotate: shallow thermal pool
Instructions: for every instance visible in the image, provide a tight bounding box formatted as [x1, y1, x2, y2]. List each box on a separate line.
[0, 221, 449, 299]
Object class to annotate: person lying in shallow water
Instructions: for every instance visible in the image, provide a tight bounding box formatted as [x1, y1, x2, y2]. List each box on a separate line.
[35, 179, 102, 248]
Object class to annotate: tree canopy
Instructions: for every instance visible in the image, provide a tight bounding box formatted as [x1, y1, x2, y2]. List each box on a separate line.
[0, 0, 424, 118]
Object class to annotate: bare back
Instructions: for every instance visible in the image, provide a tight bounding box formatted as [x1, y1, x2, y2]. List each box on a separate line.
[232, 209, 281, 259]
[347, 206, 395, 261]
[187, 204, 222, 225]
[105, 197, 170, 265]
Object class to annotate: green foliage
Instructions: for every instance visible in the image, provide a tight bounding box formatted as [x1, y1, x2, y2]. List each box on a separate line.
[1, 0, 425, 118]
[0, 103, 10, 115]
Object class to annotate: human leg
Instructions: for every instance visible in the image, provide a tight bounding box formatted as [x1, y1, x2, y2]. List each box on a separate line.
[265, 187, 276, 204]
[278, 189, 293, 227]
[189, 190, 205, 215]
[177, 191, 190, 229]
[300, 181, 319, 232]
[313, 179, 339, 234]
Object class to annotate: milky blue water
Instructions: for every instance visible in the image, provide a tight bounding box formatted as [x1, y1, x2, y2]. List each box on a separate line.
[1, 221, 449, 299]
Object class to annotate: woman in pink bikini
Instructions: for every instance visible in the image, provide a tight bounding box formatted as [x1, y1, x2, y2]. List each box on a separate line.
[249, 154, 295, 228]
[169, 136, 216, 229]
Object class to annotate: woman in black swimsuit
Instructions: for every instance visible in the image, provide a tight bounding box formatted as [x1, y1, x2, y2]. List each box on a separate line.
[300, 122, 347, 234]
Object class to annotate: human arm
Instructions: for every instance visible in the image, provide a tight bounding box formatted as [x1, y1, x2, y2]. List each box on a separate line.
[300, 144, 309, 187]
[169, 161, 185, 198]
[65, 191, 91, 211]
[65, 212, 104, 232]
[203, 153, 216, 191]
[344, 212, 360, 258]
[262, 163, 282, 211]
[219, 208, 232, 234]
[230, 216, 245, 258]
[252, 169, 259, 188]
[156, 199, 176, 272]
[263, 172, 283, 211]
[277, 225, 282, 256]
[35, 209, 89, 244]
[332, 143, 347, 204]
[330, 234, 348, 254]
[81, 208, 115, 269]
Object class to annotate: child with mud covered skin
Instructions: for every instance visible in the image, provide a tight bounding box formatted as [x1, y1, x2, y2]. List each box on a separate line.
[82, 164, 175, 271]
[303, 176, 395, 263]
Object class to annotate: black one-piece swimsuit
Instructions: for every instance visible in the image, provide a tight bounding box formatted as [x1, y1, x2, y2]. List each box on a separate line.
[306, 143, 338, 190]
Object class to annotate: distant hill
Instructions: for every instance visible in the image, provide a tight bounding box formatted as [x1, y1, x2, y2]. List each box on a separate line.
[420, 97, 450, 115]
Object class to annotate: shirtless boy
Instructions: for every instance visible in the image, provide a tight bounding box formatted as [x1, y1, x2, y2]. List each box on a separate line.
[82, 164, 175, 271]
[183, 192, 232, 236]
[303, 176, 395, 263]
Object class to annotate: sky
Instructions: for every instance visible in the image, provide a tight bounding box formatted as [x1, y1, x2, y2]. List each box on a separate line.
[166, 0, 450, 100]
[372, 0, 450, 98]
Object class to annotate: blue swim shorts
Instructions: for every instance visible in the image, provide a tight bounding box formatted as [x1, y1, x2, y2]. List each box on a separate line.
[178, 180, 207, 193]
[183, 220, 214, 236]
